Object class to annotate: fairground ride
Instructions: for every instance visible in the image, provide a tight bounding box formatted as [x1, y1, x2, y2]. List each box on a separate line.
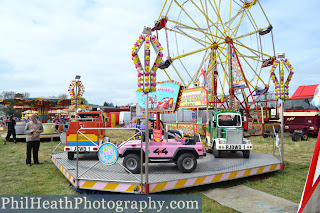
[151, 0, 277, 121]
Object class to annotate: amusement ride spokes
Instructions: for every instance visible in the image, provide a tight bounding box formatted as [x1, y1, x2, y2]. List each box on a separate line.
[151, 0, 276, 119]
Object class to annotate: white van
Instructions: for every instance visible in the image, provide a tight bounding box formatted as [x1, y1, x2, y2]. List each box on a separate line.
[119, 111, 131, 125]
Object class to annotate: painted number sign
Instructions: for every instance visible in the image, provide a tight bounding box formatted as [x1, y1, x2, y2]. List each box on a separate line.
[98, 143, 118, 165]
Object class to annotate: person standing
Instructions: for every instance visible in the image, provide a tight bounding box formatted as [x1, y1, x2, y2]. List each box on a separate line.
[3, 115, 16, 145]
[233, 101, 245, 126]
[24, 114, 43, 166]
[234, 101, 244, 117]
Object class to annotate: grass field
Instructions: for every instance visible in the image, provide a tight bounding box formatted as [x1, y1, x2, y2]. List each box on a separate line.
[0, 128, 317, 213]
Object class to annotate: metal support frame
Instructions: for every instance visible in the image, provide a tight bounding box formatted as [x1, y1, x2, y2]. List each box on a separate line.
[74, 75, 81, 115]
[144, 93, 149, 194]
[75, 81, 78, 114]
[50, 123, 66, 154]
[279, 70, 284, 164]
[228, 42, 234, 108]
[272, 125, 282, 160]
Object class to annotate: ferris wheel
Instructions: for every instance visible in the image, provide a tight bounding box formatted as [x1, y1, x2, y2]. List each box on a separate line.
[151, 0, 276, 112]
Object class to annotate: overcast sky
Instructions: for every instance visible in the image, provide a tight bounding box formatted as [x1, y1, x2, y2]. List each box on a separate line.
[0, 0, 318, 106]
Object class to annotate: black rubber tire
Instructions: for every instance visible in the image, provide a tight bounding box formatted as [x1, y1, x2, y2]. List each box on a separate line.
[96, 152, 100, 160]
[301, 132, 309, 141]
[263, 130, 270, 138]
[292, 132, 300, 141]
[205, 138, 212, 153]
[177, 153, 197, 173]
[243, 150, 250, 158]
[123, 154, 141, 174]
[68, 152, 74, 160]
[213, 142, 221, 158]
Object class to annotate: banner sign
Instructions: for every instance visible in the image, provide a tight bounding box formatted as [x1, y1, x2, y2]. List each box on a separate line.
[98, 143, 118, 165]
[179, 87, 208, 108]
[136, 81, 183, 112]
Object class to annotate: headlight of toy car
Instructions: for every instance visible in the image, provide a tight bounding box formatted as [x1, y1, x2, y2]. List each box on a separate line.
[243, 138, 251, 144]
[218, 139, 226, 144]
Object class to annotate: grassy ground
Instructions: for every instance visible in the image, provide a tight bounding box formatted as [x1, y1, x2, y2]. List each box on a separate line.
[0, 128, 317, 213]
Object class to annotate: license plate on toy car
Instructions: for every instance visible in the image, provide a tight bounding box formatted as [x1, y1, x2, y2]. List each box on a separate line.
[73, 147, 86, 152]
[226, 145, 244, 150]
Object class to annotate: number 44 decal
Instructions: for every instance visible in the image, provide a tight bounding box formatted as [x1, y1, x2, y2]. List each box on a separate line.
[153, 148, 168, 155]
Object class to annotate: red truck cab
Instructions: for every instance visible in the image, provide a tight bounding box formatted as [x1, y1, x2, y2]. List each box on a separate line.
[284, 85, 320, 141]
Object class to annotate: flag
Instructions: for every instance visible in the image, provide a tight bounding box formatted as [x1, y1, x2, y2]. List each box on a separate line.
[206, 51, 214, 90]
[231, 48, 246, 89]
[206, 51, 218, 102]
[298, 132, 320, 213]
[199, 61, 207, 86]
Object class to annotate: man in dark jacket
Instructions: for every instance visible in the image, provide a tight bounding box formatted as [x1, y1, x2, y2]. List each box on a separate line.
[4, 115, 16, 145]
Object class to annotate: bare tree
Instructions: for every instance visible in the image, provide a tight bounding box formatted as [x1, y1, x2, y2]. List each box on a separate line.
[0, 91, 30, 99]
[0, 91, 30, 117]
[80, 97, 88, 105]
[58, 94, 69, 99]
[23, 92, 30, 98]
[0, 91, 15, 99]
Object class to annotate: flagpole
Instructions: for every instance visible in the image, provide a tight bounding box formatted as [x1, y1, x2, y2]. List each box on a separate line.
[298, 131, 320, 212]
[298, 84, 320, 212]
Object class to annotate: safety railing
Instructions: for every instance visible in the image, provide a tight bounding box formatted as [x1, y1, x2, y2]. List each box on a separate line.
[50, 123, 70, 154]
[73, 127, 144, 194]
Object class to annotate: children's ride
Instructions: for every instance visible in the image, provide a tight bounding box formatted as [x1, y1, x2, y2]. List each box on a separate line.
[205, 109, 252, 158]
[118, 131, 205, 173]
[64, 111, 108, 160]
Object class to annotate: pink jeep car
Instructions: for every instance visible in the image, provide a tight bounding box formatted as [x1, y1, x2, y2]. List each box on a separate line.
[118, 133, 205, 173]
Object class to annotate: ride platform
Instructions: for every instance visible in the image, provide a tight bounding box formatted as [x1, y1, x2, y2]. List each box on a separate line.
[51, 151, 282, 194]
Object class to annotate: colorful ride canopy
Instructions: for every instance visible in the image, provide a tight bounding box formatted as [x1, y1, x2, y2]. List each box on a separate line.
[0, 98, 71, 109]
